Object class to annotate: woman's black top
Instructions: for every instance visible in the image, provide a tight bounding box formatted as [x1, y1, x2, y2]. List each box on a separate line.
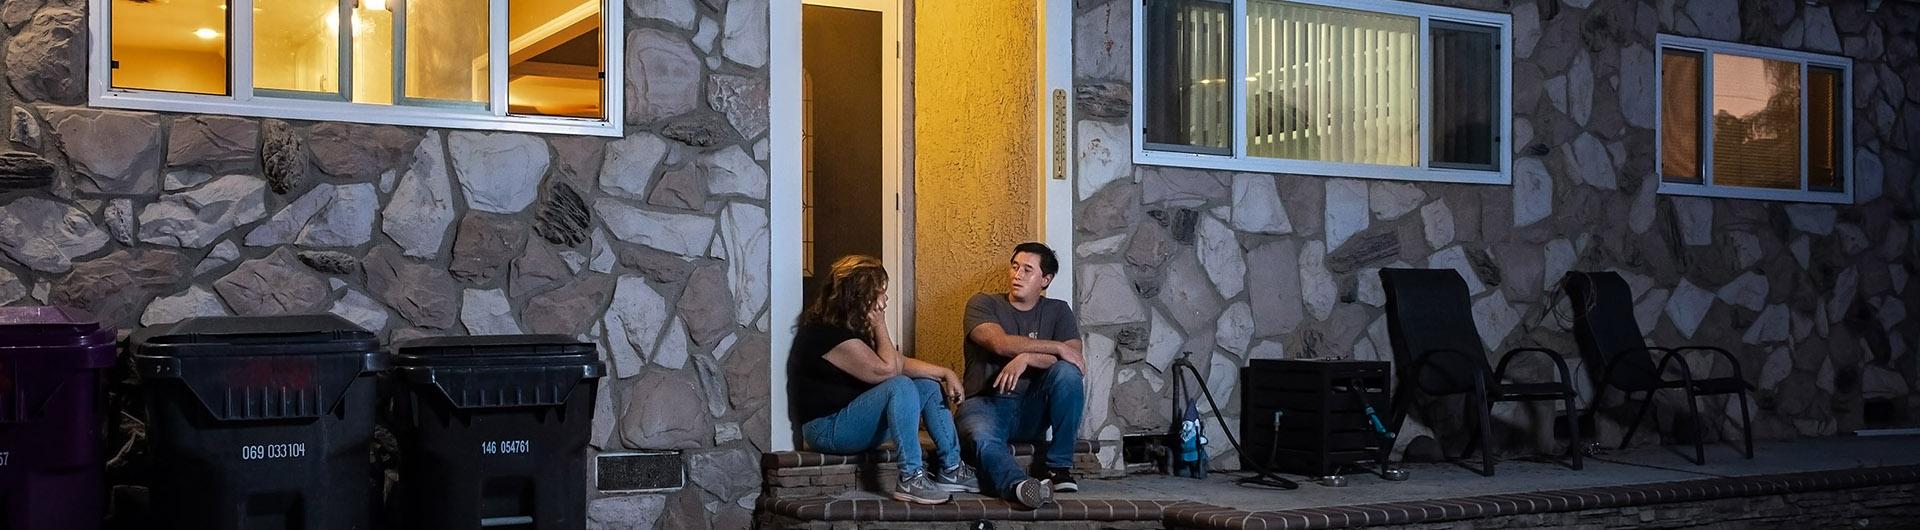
[788, 322, 876, 425]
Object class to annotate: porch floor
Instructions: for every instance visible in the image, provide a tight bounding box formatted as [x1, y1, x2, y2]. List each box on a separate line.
[830, 434, 1920, 513]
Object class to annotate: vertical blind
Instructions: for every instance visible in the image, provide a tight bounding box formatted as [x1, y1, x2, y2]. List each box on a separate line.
[1807, 67, 1843, 191]
[1143, 0, 1233, 152]
[1245, 0, 1417, 166]
[1660, 50, 1703, 183]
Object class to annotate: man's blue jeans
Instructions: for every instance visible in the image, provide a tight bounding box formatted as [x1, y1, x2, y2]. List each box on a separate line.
[957, 361, 1085, 495]
[800, 376, 961, 476]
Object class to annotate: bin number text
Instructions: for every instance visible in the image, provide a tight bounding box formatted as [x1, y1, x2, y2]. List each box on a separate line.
[241, 443, 307, 461]
[0, 451, 9, 466]
[482, 440, 531, 455]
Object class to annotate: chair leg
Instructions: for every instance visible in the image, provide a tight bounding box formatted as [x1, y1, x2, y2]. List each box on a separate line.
[1565, 394, 1584, 471]
[1387, 380, 1413, 436]
[1459, 396, 1481, 460]
[1586, 384, 1608, 432]
[1685, 388, 1706, 466]
[1382, 381, 1414, 470]
[1475, 393, 1496, 477]
[1620, 391, 1656, 450]
[1739, 391, 1755, 460]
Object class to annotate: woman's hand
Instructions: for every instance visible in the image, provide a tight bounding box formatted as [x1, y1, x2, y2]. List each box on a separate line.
[940, 370, 965, 402]
[993, 354, 1029, 394]
[866, 304, 889, 337]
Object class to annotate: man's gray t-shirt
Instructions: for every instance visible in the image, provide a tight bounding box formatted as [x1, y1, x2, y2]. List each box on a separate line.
[962, 293, 1081, 397]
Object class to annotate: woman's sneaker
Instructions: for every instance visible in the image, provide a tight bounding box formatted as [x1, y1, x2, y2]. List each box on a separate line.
[935, 464, 981, 493]
[1007, 477, 1053, 509]
[893, 470, 953, 505]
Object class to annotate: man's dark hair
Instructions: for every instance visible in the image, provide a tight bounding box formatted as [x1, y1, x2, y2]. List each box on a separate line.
[1012, 242, 1059, 277]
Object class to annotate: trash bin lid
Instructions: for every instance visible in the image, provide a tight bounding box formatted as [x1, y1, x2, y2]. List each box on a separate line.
[0, 306, 101, 342]
[133, 314, 380, 358]
[392, 335, 596, 367]
[0, 328, 120, 369]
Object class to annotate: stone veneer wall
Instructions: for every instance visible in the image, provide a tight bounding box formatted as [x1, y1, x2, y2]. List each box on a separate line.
[0, 0, 772, 527]
[1071, 0, 1920, 469]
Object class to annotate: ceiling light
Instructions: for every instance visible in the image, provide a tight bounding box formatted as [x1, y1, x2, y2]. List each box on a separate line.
[192, 28, 220, 40]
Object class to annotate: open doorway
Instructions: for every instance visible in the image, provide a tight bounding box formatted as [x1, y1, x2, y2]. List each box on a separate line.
[800, 0, 907, 340]
[772, 0, 1077, 450]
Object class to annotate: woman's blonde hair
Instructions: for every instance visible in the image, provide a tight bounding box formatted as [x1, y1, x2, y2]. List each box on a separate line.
[801, 255, 888, 341]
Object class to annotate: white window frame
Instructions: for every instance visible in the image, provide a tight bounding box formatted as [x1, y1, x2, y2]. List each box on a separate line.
[86, 0, 625, 137]
[1655, 34, 1853, 205]
[1131, 0, 1512, 185]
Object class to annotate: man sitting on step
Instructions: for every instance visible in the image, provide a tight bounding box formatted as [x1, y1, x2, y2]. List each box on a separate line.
[957, 242, 1087, 510]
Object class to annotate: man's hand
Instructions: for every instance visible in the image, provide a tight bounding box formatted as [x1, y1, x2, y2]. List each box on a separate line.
[1058, 344, 1086, 371]
[993, 354, 1030, 394]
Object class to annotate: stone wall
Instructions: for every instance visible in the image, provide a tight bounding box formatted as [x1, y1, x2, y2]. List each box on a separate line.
[0, 0, 772, 527]
[1071, 0, 1920, 469]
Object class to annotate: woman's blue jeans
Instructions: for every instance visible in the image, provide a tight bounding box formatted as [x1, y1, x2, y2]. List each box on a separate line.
[800, 376, 961, 476]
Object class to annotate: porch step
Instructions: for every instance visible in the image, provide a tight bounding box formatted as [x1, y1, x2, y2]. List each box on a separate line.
[762, 440, 1104, 499]
[753, 464, 1920, 529]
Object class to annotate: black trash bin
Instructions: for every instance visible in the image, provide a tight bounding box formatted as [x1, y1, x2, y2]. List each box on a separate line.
[390, 335, 605, 530]
[132, 315, 385, 530]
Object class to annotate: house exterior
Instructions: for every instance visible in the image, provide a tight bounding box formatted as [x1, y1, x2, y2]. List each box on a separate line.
[1067, 0, 1920, 474]
[0, 0, 1911, 527]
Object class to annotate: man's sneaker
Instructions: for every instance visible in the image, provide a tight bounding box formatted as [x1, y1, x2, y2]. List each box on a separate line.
[935, 464, 981, 493]
[892, 470, 953, 505]
[1007, 477, 1053, 509]
[1047, 469, 1079, 493]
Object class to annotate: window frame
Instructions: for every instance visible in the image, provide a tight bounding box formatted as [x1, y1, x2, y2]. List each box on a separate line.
[1655, 34, 1853, 205]
[1130, 0, 1513, 186]
[87, 0, 625, 137]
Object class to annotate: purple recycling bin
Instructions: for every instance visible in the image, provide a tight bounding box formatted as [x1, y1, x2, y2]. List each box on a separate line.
[0, 306, 117, 530]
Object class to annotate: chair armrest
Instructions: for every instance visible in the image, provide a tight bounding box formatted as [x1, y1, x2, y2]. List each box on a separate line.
[1495, 347, 1574, 387]
[1650, 347, 1698, 387]
[1670, 346, 1752, 389]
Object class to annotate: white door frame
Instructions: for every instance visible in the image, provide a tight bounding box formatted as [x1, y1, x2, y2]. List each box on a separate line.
[769, 0, 1076, 451]
[1036, 0, 1074, 310]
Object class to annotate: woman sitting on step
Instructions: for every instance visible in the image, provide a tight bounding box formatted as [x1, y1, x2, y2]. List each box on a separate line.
[787, 255, 981, 504]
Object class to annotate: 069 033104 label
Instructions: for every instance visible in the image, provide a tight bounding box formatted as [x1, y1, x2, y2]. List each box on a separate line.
[240, 443, 307, 461]
[482, 440, 531, 455]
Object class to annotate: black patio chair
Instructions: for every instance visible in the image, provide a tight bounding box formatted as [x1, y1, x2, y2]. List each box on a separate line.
[1563, 271, 1753, 465]
[1379, 268, 1584, 477]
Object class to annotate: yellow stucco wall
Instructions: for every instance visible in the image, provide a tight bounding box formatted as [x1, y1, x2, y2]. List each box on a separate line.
[912, 0, 1038, 374]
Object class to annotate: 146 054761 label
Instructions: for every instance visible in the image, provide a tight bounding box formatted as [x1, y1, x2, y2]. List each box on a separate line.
[482, 440, 531, 455]
[241, 443, 307, 461]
